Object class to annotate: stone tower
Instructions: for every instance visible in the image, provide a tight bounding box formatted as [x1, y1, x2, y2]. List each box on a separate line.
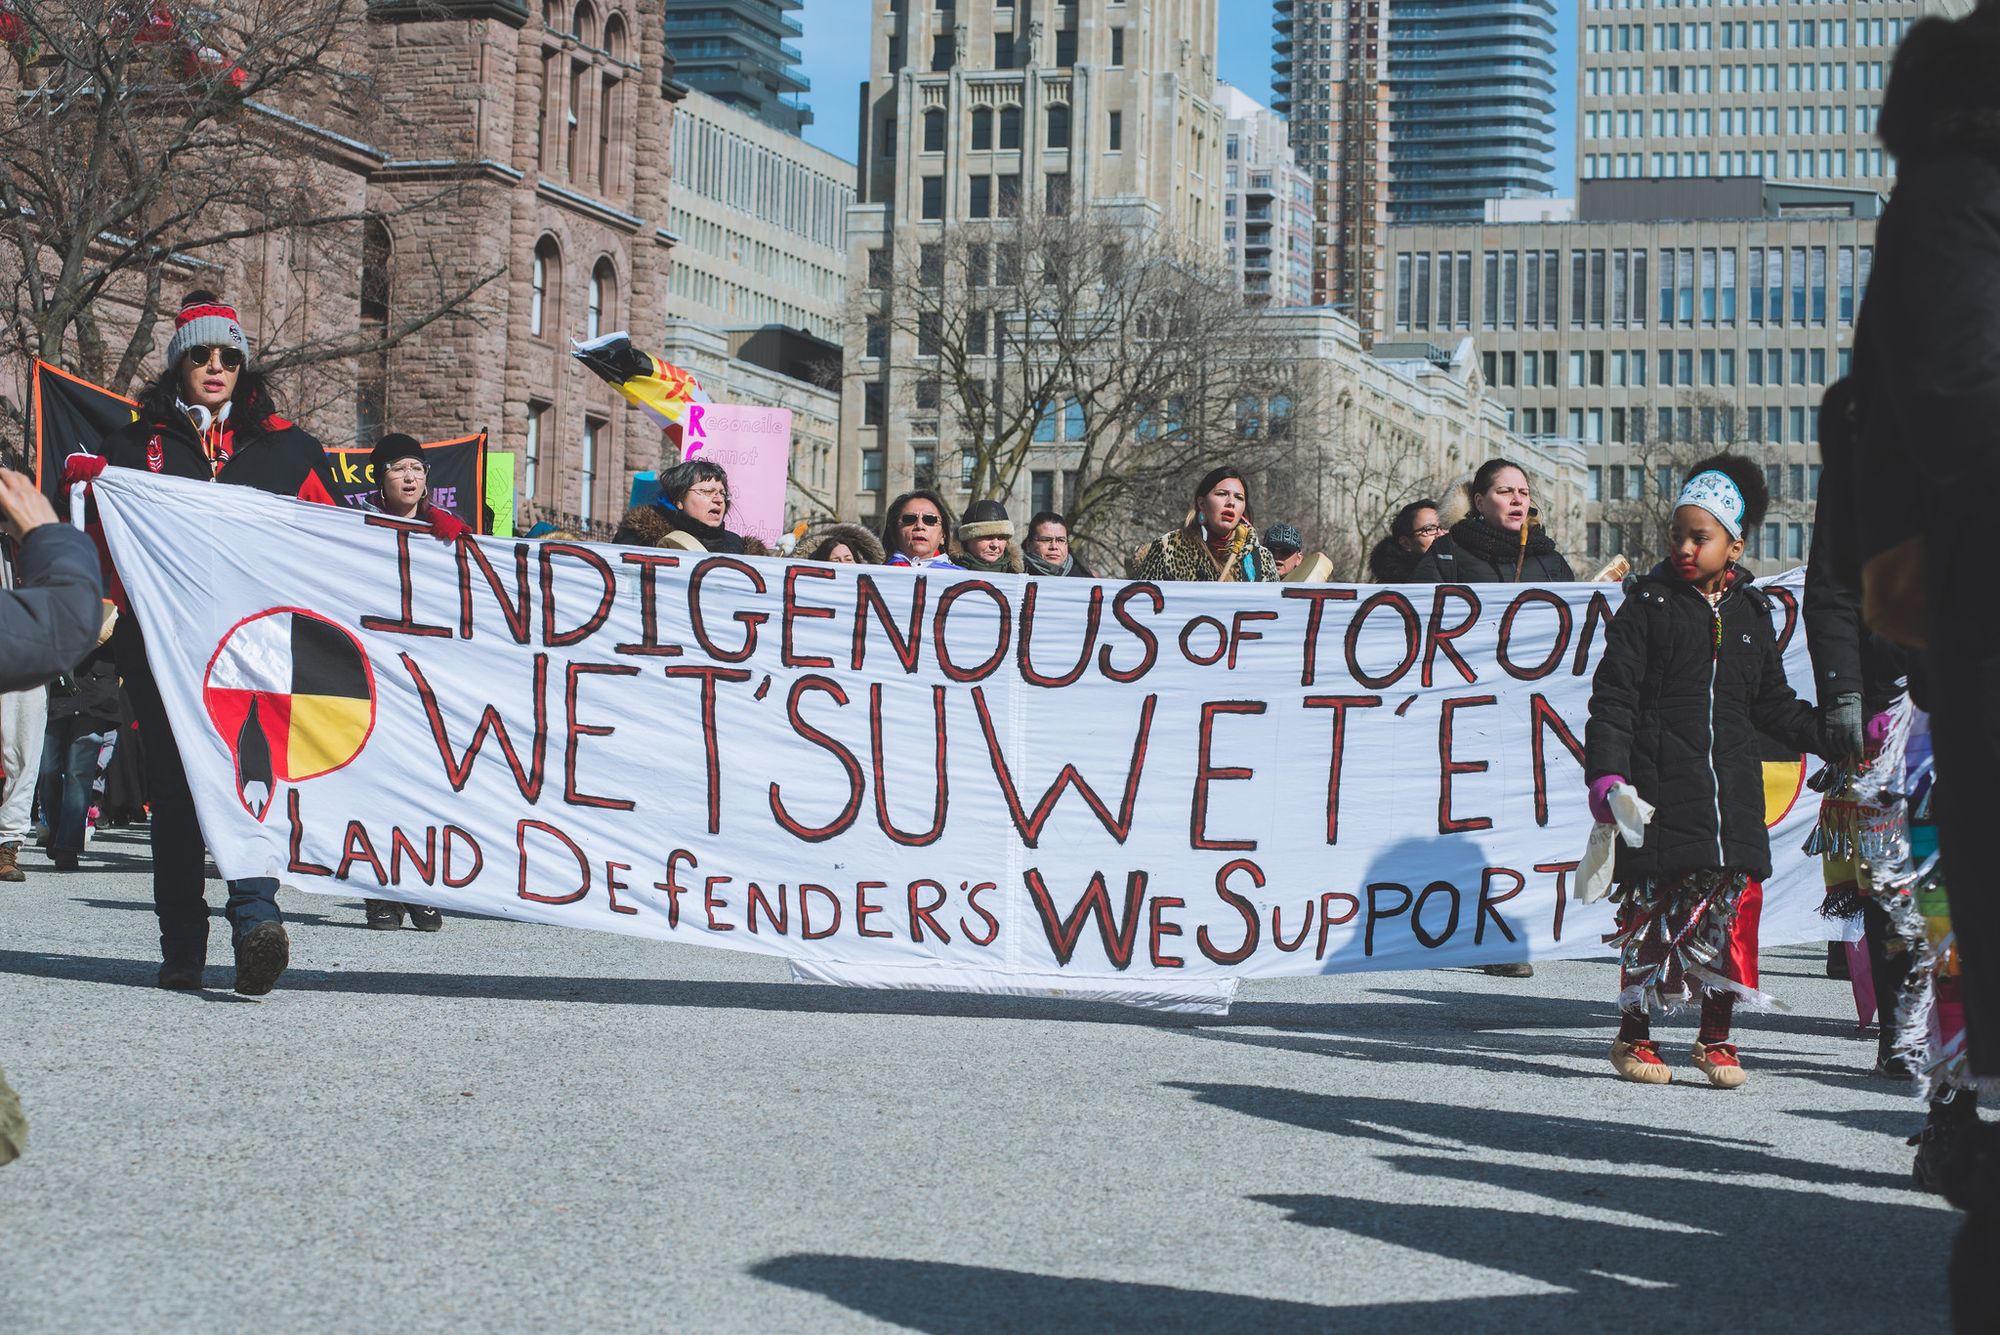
[363, 0, 681, 533]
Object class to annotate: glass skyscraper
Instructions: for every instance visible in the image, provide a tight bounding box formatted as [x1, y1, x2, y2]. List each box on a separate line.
[1385, 0, 1559, 222]
[664, 0, 812, 137]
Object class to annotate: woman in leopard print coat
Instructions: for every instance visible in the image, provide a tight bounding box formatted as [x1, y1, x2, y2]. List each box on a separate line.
[1130, 465, 1279, 583]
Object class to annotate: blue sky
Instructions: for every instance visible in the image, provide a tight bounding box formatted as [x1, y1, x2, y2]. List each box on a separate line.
[797, 1, 1578, 196]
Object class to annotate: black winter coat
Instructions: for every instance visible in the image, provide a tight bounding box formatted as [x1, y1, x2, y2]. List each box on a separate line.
[90, 404, 337, 677]
[1411, 519, 1575, 584]
[96, 408, 338, 505]
[1585, 568, 1822, 883]
[1803, 499, 1909, 715]
[0, 527, 102, 693]
[1841, 4, 2000, 1073]
[48, 645, 121, 729]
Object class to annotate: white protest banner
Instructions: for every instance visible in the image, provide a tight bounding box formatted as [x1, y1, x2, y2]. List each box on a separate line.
[92, 471, 1833, 1013]
[680, 403, 792, 548]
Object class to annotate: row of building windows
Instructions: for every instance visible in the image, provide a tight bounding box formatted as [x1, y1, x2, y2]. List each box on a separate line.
[1584, 16, 1909, 51]
[1580, 147, 1889, 180]
[918, 171, 1070, 219]
[1584, 103, 1876, 139]
[667, 264, 828, 341]
[1584, 59, 1887, 95]
[663, 207, 845, 313]
[852, 443, 1080, 512]
[1587, 0, 1915, 11]
[671, 111, 850, 250]
[535, 8, 629, 200]
[527, 238, 620, 343]
[1393, 245, 1872, 334]
[899, 103, 1126, 156]
[1528, 402, 1827, 446]
[520, 400, 611, 525]
[1483, 344, 1844, 390]
[1588, 461, 1819, 505]
[885, 18, 1117, 75]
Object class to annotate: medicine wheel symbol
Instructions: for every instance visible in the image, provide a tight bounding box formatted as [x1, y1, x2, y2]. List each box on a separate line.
[201, 608, 376, 821]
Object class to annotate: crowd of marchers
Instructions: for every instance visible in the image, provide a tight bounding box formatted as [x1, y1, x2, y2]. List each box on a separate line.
[0, 286, 1878, 1097]
[0, 4, 1996, 1319]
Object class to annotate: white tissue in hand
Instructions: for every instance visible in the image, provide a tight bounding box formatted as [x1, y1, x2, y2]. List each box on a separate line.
[1607, 783, 1655, 848]
[1574, 784, 1657, 903]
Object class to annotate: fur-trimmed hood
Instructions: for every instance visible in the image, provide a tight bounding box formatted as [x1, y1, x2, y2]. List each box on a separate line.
[1880, 6, 2000, 162]
[612, 501, 761, 555]
[802, 522, 885, 566]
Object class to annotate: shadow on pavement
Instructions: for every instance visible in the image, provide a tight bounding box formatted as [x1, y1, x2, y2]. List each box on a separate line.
[1787, 1105, 1927, 1137]
[1256, 1160, 1949, 1323]
[1183, 1024, 1605, 1082]
[749, 1253, 1568, 1333]
[1365, 984, 1879, 1044]
[1165, 1082, 1913, 1191]
[0, 947, 1351, 1027]
[71, 899, 365, 930]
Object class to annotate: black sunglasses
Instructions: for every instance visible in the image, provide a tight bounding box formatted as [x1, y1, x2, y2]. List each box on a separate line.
[899, 512, 940, 528]
[186, 345, 245, 371]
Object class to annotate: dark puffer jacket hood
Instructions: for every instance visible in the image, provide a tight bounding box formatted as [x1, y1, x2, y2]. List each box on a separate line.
[1368, 535, 1422, 583]
[1880, 6, 2000, 164]
[1585, 567, 1822, 884]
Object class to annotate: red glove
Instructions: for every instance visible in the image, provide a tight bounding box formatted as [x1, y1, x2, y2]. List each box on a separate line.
[62, 453, 108, 486]
[425, 506, 471, 544]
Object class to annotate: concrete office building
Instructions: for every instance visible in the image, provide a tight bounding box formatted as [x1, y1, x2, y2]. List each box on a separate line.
[664, 88, 854, 345]
[663, 0, 812, 136]
[840, 0, 1228, 524]
[1221, 84, 1315, 307]
[1383, 177, 1880, 566]
[656, 86, 853, 530]
[1576, 0, 1975, 192]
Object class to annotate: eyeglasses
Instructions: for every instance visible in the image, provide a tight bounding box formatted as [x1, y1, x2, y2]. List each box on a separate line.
[185, 345, 244, 372]
[685, 483, 729, 502]
[1414, 524, 1445, 537]
[899, 512, 940, 528]
[383, 459, 428, 477]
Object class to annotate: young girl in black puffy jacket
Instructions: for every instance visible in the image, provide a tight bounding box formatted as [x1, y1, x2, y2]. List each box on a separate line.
[1584, 454, 1829, 1088]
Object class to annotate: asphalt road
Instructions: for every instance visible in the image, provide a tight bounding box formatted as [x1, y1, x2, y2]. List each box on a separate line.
[0, 828, 1957, 1332]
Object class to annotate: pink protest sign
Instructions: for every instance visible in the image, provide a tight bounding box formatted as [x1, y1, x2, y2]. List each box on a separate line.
[680, 403, 792, 546]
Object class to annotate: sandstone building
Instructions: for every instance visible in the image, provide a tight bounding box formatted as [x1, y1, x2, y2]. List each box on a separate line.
[360, 0, 682, 535]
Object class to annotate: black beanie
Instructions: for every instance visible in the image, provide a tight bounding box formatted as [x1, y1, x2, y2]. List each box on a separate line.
[370, 433, 424, 472]
[959, 498, 1012, 541]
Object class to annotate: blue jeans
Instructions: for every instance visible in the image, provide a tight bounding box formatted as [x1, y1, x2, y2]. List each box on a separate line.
[123, 644, 280, 960]
[36, 715, 115, 858]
